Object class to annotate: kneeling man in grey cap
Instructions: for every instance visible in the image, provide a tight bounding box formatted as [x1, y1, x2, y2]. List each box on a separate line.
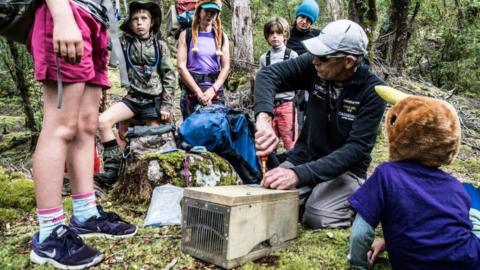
[254, 19, 386, 229]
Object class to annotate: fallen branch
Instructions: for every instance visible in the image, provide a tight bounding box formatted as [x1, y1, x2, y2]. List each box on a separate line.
[462, 141, 480, 152]
[149, 235, 182, 239]
[162, 258, 178, 270]
[445, 88, 457, 100]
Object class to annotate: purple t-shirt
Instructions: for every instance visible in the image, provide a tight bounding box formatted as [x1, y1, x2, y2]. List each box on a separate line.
[187, 31, 223, 91]
[349, 161, 480, 270]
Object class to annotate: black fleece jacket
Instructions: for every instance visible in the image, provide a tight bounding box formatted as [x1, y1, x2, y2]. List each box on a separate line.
[254, 53, 386, 187]
[286, 27, 321, 55]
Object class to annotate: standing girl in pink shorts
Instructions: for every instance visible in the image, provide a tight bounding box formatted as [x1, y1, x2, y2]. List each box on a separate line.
[28, 1, 136, 269]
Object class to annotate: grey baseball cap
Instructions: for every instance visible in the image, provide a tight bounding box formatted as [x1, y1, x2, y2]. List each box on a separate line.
[302, 19, 368, 56]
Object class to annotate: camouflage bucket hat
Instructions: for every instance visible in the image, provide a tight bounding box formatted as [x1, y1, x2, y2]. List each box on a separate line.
[120, 1, 162, 35]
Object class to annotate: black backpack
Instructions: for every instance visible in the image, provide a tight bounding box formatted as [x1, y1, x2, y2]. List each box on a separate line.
[0, 0, 38, 44]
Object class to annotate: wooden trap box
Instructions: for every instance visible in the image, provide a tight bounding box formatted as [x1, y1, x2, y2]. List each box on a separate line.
[181, 185, 299, 269]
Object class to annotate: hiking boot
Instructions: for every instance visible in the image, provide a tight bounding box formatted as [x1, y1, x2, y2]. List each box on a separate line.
[30, 225, 103, 269]
[94, 144, 122, 187]
[70, 206, 137, 239]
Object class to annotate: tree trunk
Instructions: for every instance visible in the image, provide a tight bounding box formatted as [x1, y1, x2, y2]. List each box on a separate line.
[229, 0, 254, 71]
[407, 1, 420, 45]
[376, 0, 410, 72]
[326, 0, 344, 20]
[453, 0, 465, 29]
[389, 0, 410, 71]
[6, 40, 38, 146]
[348, 0, 378, 58]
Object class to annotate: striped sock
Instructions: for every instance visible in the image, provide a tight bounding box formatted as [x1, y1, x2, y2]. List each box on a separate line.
[72, 191, 100, 222]
[37, 206, 65, 243]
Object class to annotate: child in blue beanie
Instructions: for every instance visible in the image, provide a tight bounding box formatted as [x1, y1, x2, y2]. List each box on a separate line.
[288, 0, 320, 55]
[296, 0, 319, 25]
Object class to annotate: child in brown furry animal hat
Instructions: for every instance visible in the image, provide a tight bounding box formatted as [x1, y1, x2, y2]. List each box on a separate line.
[347, 87, 480, 270]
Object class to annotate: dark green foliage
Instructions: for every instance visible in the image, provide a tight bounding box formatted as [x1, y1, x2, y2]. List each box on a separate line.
[404, 0, 480, 97]
[0, 38, 36, 97]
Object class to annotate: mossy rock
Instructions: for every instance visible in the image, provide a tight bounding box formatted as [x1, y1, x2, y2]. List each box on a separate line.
[0, 131, 31, 150]
[0, 115, 25, 133]
[0, 168, 35, 224]
[112, 150, 241, 203]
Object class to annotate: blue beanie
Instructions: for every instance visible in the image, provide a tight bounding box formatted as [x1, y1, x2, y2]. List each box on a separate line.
[295, 0, 320, 23]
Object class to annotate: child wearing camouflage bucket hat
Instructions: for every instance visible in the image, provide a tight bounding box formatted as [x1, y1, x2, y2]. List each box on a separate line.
[95, 1, 177, 187]
[177, 0, 230, 119]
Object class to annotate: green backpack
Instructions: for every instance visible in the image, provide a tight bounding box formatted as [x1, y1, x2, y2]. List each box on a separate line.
[0, 0, 38, 44]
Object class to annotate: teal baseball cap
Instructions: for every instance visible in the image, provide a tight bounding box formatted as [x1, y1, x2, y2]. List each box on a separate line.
[201, 3, 221, 11]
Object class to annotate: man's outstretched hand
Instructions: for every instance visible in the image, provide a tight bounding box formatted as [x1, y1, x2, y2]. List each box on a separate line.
[261, 167, 299, 190]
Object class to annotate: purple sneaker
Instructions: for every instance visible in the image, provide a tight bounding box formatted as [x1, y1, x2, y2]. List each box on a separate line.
[30, 225, 103, 269]
[70, 206, 137, 239]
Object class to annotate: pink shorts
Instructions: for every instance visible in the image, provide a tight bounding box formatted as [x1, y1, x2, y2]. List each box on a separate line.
[28, 1, 110, 89]
[272, 101, 298, 150]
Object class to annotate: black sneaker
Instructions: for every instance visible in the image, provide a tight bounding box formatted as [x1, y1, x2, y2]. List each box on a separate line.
[70, 206, 137, 239]
[30, 225, 103, 269]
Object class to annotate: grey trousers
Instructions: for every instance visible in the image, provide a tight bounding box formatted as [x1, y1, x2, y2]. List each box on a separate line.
[281, 161, 364, 229]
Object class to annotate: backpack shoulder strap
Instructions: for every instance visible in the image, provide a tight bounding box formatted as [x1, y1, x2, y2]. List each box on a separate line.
[185, 28, 225, 51]
[155, 38, 167, 94]
[266, 47, 290, 66]
[186, 27, 192, 52]
[266, 50, 271, 66]
[156, 37, 163, 61]
[221, 32, 225, 48]
[284, 47, 292, 61]
[122, 36, 132, 70]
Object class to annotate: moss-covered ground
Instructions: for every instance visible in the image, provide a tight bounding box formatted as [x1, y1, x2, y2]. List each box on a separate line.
[2, 121, 478, 269]
[1, 70, 479, 269]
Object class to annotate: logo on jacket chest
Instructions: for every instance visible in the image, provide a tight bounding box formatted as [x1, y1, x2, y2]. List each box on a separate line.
[311, 83, 327, 100]
[339, 99, 360, 121]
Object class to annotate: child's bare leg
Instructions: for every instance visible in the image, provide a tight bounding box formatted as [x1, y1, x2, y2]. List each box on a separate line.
[62, 86, 137, 238]
[116, 120, 131, 150]
[33, 81, 86, 209]
[67, 84, 101, 194]
[145, 118, 161, 127]
[98, 102, 134, 143]
[95, 103, 134, 185]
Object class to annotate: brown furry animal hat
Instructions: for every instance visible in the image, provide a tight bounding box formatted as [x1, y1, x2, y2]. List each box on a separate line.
[191, 0, 223, 56]
[376, 86, 461, 168]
